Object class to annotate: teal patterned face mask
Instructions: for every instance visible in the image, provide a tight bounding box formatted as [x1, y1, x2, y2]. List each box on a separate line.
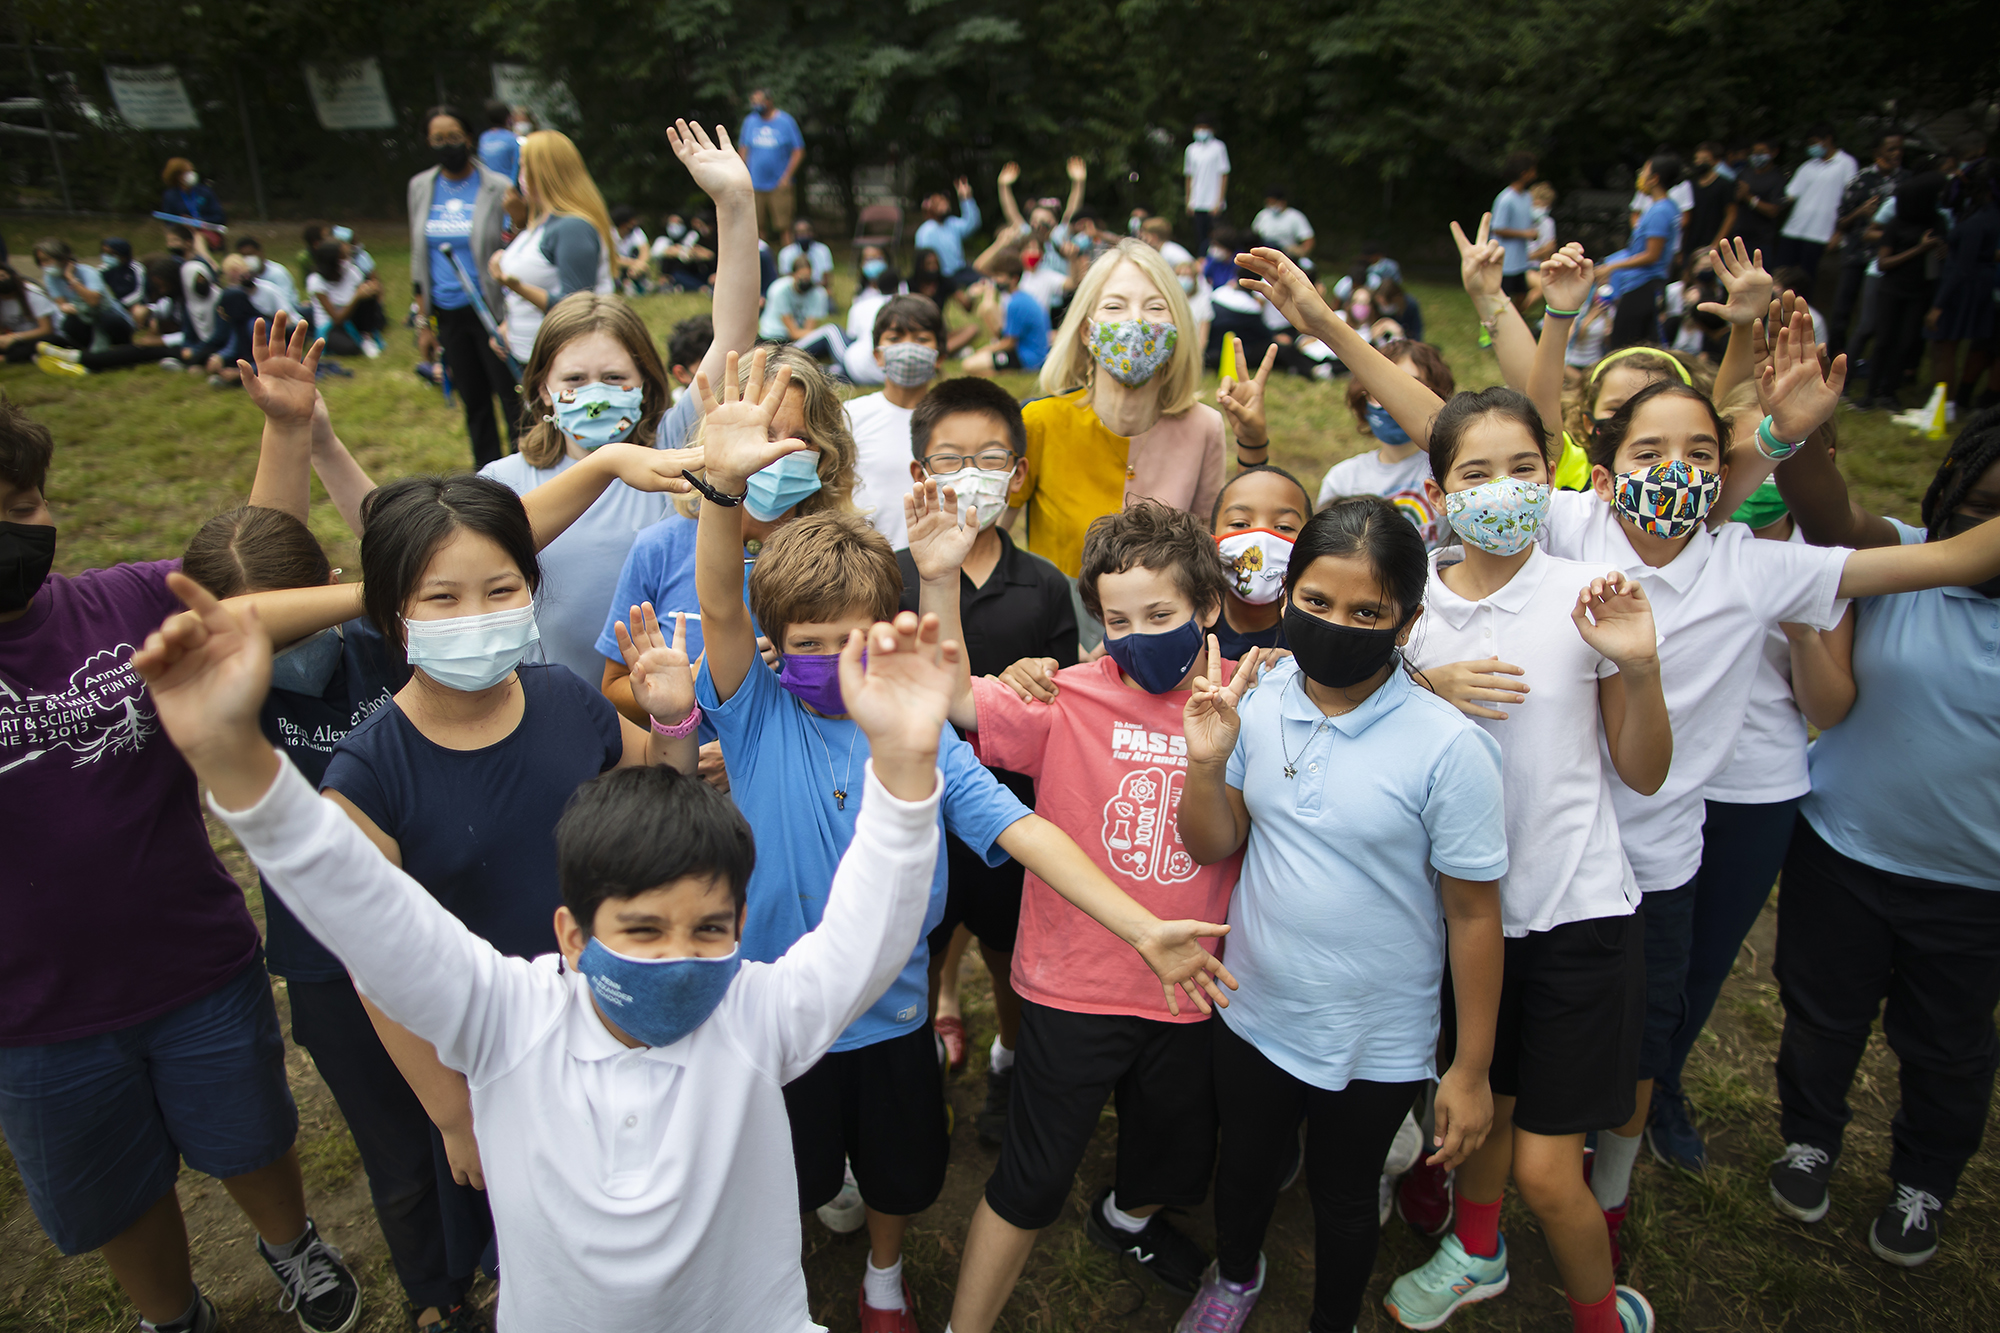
[1087, 318, 1178, 387]
[1444, 478, 1552, 556]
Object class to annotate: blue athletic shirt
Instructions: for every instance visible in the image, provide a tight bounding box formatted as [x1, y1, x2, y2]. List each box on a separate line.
[738, 110, 804, 192]
[1801, 518, 2000, 890]
[696, 653, 1031, 1050]
[1607, 197, 1682, 298]
[1218, 659, 1508, 1090]
[426, 171, 481, 311]
[477, 127, 519, 182]
[1003, 289, 1051, 369]
[320, 663, 623, 960]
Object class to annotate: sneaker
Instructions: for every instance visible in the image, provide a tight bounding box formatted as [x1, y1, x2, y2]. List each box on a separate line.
[1084, 1189, 1208, 1295]
[139, 1291, 220, 1333]
[1604, 1198, 1627, 1271]
[935, 1015, 968, 1072]
[1868, 1184, 1943, 1267]
[1645, 1089, 1706, 1173]
[1174, 1256, 1265, 1332]
[817, 1163, 867, 1234]
[1396, 1159, 1455, 1238]
[976, 1064, 1012, 1148]
[856, 1278, 919, 1333]
[1385, 1110, 1425, 1176]
[1614, 1285, 1655, 1332]
[160, 357, 186, 370]
[360, 335, 383, 359]
[1383, 1233, 1509, 1330]
[36, 353, 88, 378]
[259, 1218, 361, 1333]
[410, 1303, 490, 1332]
[1278, 1122, 1306, 1191]
[1768, 1142, 1836, 1223]
[1378, 1173, 1396, 1226]
[35, 341, 81, 363]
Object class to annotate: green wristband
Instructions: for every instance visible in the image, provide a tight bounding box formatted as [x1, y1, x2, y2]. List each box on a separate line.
[1543, 305, 1582, 318]
[1756, 415, 1805, 461]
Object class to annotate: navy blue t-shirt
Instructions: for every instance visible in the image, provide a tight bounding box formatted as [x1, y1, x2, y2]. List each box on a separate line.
[258, 618, 406, 981]
[320, 663, 624, 961]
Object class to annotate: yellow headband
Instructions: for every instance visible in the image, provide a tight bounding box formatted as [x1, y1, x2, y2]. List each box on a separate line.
[1589, 345, 1693, 386]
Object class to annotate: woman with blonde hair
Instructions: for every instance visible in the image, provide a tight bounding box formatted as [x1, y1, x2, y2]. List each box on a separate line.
[1005, 236, 1229, 577]
[489, 129, 616, 364]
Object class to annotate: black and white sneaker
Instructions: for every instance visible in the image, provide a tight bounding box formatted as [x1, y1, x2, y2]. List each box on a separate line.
[1083, 1188, 1208, 1295]
[976, 1064, 1013, 1148]
[259, 1218, 362, 1333]
[138, 1291, 220, 1333]
[1768, 1142, 1836, 1223]
[1868, 1184, 1943, 1267]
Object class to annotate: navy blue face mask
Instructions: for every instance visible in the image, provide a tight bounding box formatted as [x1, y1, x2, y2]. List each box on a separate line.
[1102, 616, 1204, 694]
[577, 938, 741, 1047]
[1366, 404, 1411, 446]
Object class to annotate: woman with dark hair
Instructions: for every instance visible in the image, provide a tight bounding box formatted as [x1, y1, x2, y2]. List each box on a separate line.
[306, 239, 386, 357]
[1861, 171, 1947, 409]
[1924, 162, 1999, 421]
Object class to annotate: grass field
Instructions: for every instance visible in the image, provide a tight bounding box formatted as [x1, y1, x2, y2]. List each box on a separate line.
[2, 214, 1992, 1333]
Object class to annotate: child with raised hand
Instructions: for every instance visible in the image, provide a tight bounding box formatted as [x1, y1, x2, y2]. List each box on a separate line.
[1173, 498, 1509, 1333]
[131, 567, 964, 1333]
[1211, 463, 1314, 658]
[1316, 337, 1457, 545]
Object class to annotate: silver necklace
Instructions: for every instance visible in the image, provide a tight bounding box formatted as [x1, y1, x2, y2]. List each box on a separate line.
[804, 712, 860, 810]
[1280, 676, 1333, 779]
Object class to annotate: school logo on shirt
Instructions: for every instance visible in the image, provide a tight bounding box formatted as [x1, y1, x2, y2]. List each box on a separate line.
[1100, 766, 1198, 885]
[1111, 722, 1187, 767]
[426, 196, 474, 240]
[0, 646, 156, 775]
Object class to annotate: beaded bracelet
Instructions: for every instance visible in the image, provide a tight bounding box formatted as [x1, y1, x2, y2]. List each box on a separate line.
[1755, 415, 1806, 461]
[1543, 305, 1582, 319]
[650, 703, 703, 739]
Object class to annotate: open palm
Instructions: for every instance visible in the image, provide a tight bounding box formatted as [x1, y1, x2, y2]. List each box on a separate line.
[239, 312, 323, 424]
[839, 612, 960, 758]
[614, 603, 696, 722]
[695, 348, 812, 488]
[667, 120, 751, 197]
[1235, 247, 1328, 334]
[904, 478, 977, 583]
[1759, 310, 1847, 441]
[1696, 237, 1773, 326]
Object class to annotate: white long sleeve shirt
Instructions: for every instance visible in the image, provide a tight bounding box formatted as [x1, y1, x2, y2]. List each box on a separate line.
[213, 756, 941, 1333]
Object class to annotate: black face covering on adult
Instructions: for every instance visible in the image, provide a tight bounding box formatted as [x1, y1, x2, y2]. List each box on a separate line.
[0, 523, 57, 613]
[1282, 601, 1402, 689]
[434, 142, 472, 173]
[1943, 511, 2000, 598]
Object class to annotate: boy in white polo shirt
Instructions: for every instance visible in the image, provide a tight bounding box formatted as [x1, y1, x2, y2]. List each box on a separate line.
[132, 570, 963, 1331]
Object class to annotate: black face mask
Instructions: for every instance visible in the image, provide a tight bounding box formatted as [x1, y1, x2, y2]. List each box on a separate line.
[1283, 601, 1402, 689]
[434, 142, 471, 173]
[0, 522, 57, 613]
[1942, 511, 2000, 597]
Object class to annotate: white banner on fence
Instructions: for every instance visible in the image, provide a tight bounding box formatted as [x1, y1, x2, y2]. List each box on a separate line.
[304, 58, 397, 131]
[491, 63, 579, 129]
[104, 65, 200, 130]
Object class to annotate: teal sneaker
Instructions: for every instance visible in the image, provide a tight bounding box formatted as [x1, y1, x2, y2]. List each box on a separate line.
[1384, 1233, 1509, 1330]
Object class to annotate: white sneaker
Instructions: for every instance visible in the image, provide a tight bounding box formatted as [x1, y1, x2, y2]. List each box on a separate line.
[1378, 1172, 1395, 1225]
[816, 1163, 866, 1234]
[1385, 1110, 1425, 1176]
[360, 335, 383, 359]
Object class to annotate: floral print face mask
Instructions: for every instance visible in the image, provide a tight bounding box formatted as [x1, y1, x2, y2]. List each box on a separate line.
[1444, 478, 1552, 556]
[1611, 459, 1720, 539]
[1087, 318, 1178, 387]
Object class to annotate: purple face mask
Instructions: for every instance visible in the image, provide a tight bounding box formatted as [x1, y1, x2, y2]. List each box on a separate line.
[777, 651, 847, 715]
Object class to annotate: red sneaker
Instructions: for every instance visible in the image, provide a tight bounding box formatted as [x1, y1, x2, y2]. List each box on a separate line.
[1396, 1159, 1455, 1238]
[1604, 1198, 1628, 1271]
[858, 1279, 921, 1333]
[935, 1016, 968, 1073]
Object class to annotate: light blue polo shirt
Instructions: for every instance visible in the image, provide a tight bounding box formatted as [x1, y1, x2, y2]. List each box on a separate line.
[697, 654, 1031, 1050]
[1218, 658, 1508, 1090]
[1801, 518, 2000, 890]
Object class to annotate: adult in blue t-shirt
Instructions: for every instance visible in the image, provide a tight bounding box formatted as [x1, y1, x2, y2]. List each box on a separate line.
[964, 258, 1050, 375]
[1489, 150, 1541, 302]
[1600, 153, 1685, 350]
[738, 91, 805, 242]
[477, 100, 521, 182]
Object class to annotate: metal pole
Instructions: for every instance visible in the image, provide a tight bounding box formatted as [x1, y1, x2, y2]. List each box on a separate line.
[15, 24, 73, 211]
[231, 66, 268, 219]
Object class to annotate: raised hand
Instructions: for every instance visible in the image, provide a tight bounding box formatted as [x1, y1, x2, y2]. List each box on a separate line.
[1425, 658, 1531, 721]
[667, 119, 752, 198]
[1570, 574, 1658, 671]
[1183, 638, 1267, 766]
[997, 161, 1020, 188]
[589, 441, 703, 495]
[694, 348, 811, 489]
[838, 612, 962, 802]
[238, 312, 324, 424]
[1451, 215, 1505, 301]
[997, 655, 1062, 704]
[613, 603, 697, 724]
[904, 477, 977, 584]
[1759, 309, 1847, 442]
[1234, 246, 1333, 335]
[1066, 156, 1088, 183]
[130, 573, 279, 808]
[1134, 919, 1239, 1016]
[1696, 238, 1774, 326]
[1214, 335, 1276, 448]
[954, 176, 973, 199]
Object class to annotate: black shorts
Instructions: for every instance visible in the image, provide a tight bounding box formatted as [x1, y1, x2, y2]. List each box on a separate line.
[984, 1000, 1217, 1230]
[990, 348, 1031, 371]
[927, 769, 1032, 956]
[1489, 910, 1645, 1135]
[1501, 271, 1530, 297]
[783, 1023, 949, 1216]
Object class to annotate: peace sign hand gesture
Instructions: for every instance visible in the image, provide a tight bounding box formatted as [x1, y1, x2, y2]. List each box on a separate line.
[614, 603, 697, 725]
[1182, 637, 1269, 766]
[1215, 334, 1276, 449]
[1451, 214, 1505, 301]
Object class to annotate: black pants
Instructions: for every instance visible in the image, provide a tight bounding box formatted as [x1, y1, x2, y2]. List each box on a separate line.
[1774, 821, 2000, 1203]
[1190, 210, 1221, 257]
[1212, 1019, 1420, 1333]
[435, 304, 521, 470]
[57, 311, 133, 350]
[1607, 279, 1665, 351]
[1868, 283, 1937, 402]
[1828, 259, 1870, 357]
[1207, 305, 1272, 371]
[288, 977, 469, 1310]
[1773, 236, 1826, 283]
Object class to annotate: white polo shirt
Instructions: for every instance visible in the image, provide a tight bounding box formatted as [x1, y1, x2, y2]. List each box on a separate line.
[1538, 491, 1849, 891]
[1781, 151, 1859, 243]
[1704, 524, 1814, 803]
[845, 391, 917, 549]
[1409, 546, 1641, 935]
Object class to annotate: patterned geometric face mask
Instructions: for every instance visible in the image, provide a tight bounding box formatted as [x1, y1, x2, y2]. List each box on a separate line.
[1087, 319, 1178, 387]
[1610, 459, 1720, 539]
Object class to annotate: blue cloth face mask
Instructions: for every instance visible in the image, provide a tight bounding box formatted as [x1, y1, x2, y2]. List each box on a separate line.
[577, 938, 740, 1047]
[269, 626, 344, 698]
[1444, 478, 1552, 556]
[1366, 403, 1411, 445]
[402, 602, 539, 692]
[1806, 143, 1827, 160]
[744, 450, 823, 522]
[550, 382, 643, 450]
[1102, 616, 1204, 694]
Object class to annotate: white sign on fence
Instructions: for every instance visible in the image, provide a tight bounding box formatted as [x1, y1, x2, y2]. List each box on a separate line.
[304, 58, 397, 131]
[491, 63, 579, 129]
[104, 64, 200, 130]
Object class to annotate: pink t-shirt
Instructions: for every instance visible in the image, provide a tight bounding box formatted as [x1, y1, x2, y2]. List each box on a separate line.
[969, 655, 1242, 1023]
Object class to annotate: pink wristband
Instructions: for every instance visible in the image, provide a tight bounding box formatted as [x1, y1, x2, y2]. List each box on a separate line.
[649, 704, 702, 739]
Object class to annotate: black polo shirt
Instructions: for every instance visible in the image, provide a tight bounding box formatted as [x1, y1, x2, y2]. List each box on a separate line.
[897, 528, 1079, 679]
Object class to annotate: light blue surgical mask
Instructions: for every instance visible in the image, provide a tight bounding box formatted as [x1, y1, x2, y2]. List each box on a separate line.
[550, 381, 643, 450]
[269, 626, 344, 697]
[1806, 142, 1827, 160]
[861, 257, 887, 279]
[743, 450, 823, 522]
[577, 938, 740, 1047]
[402, 602, 539, 692]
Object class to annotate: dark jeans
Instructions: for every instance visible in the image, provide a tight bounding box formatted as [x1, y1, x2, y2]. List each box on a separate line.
[1658, 799, 1800, 1099]
[1774, 821, 2000, 1203]
[1774, 236, 1827, 283]
[1607, 279, 1665, 351]
[1190, 209, 1221, 257]
[57, 311, 133, 351]
[1828, 260, 1871, 357]
[1212, 1019, 1420, 1333]
[288, 977, 469, 1310]
[434, 304, 521, 470]
[1868, 283, 1937, 402]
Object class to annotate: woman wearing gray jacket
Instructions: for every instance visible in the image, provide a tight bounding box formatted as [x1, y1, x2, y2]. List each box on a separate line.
[408, 105, 518, 467]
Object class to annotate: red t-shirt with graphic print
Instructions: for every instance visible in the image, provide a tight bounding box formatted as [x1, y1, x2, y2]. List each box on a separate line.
[970, 655, 1242, 1023]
